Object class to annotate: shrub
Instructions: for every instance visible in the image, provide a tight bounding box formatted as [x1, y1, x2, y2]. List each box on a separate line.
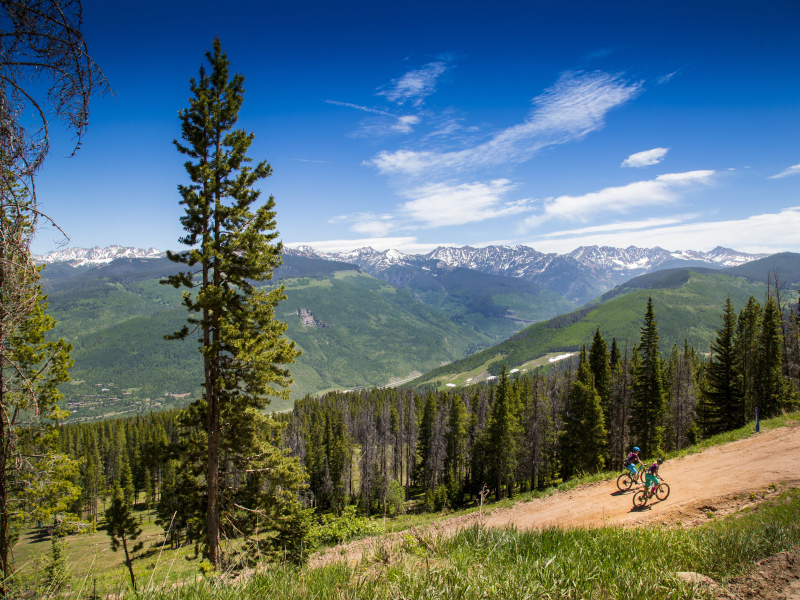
[308, 506, 380, 547]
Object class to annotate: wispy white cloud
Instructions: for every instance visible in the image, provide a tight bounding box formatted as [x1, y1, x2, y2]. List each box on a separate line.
[328, 212, 395, 237]
[286, 237, 455, 255]
[326, 99, 422, 136]
[521, 170, 715, 230]
[768, 163, 800, 179]
[400, 179, 531, 228]
[377, 60, 449, 106]
[621, 147, 669, 168]
[525, 207, 800, 254]
[391, 115, 421, 134]
[657, 71, 679, 84]
[325, 99, 393, 117]
[368, 71, 643, 178]
[540, 214, 700, 238]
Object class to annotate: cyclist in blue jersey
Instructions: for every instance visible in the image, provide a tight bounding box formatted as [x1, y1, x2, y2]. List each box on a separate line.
[624, 447, 643, 479]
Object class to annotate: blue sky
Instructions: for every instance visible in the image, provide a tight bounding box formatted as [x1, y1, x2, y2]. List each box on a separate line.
[31, 0, 800, 256]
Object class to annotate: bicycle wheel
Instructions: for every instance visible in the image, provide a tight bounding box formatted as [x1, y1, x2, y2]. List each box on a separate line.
[633, 490, 648, 508]
[617, 472, 633, 491]
[656, 483, 670, 501]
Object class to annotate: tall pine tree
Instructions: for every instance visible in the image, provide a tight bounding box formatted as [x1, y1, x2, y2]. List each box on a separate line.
[162, 39, 299, 569]
[484, 366, 521, 500]
[630, 298, 666, 457]
[756, 297, 789, 417]
[559, 347, 606, 477]
[699, 297, 744, 434]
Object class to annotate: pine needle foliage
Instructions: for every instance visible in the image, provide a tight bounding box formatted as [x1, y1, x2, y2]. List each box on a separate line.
[699, 297, 744, 434]
[104, 484, 143, 591]
[161, 38, 300, 569]
[630, 297, 666, 458]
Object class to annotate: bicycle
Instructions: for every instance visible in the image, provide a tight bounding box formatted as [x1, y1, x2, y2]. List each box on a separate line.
[632, 480, 670, 508]
[616, 463, 647, 491]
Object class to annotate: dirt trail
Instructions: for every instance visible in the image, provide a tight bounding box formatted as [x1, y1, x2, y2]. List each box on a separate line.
[311, 423, 800, 567]
[483, 422, 800, 531]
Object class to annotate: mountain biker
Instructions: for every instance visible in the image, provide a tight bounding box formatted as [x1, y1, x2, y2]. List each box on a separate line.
[624, 447, 643, 479]
[645, 458, 663, 495]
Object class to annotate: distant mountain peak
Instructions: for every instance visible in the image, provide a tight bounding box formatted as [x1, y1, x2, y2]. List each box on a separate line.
[285, 242, 768, 304]
[34, 245, 165, 267]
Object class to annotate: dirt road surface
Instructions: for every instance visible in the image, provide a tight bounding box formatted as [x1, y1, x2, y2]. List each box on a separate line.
[311, 422, 800, 568]
[484, 422, 800, 531]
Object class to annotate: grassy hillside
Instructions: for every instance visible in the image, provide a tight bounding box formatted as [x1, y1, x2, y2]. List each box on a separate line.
[413, 268, 798, 387]
[42, 257, 491, 420]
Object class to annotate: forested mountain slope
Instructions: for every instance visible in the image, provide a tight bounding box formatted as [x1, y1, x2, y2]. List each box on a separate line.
[41, 257, 489, 420]
[376, 263, 575, 341]
[413, 254, 800, 387]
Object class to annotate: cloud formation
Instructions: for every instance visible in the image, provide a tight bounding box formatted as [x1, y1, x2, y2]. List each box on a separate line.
[539, 215, 699, 238]
[400, 179, 531, 227]
[369, 71, 643, 178]
[621, 147, 669, 168]
[326, 100, 421, 135]
[391, 115, 421, 134]
[377, 61, 449, 106]
[522, 170, 715, 230]
[325, 100, 393, 117]
[286, 237, 453, 255]
[329, 212, 395, 237]
[526, 207, 800, 254]
[768, 163, 800, 179]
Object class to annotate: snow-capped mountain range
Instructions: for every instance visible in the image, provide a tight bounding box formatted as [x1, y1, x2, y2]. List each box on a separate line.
[34, 245, 164, 267]
[285, 245, 767, 277]
[289, 244, 761, 274]
[34, 243, 767, 304]
[287, 244, 767, 304]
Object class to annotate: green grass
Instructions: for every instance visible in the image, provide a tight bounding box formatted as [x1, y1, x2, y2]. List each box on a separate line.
[11, 509, 200, 598]
[139, 487, 800, 599]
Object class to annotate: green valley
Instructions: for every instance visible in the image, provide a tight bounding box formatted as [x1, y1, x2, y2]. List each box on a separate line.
[413, 254, 800, 388]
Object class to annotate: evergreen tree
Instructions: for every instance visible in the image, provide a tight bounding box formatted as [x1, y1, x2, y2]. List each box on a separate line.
[119, 457, 135, 506]
[589, 329, 612, 414]
[756, 297, 790, 416]
[44, 534, 70, 595]
[559, 348, 606, 476]
[699, 297, 744, 434]
[162, 39, 300, 569]
[736, 296, 762, 418]
[142, 470, 153, 511]
[105, 485, 143, 591]
[609, 338, 621, 373]
[484, 366, 521, 500]
[415, 392, 438, 490]
[0, 186, 74, 583]
[630, 298, 666, 457]
[443, 394, 467, 506]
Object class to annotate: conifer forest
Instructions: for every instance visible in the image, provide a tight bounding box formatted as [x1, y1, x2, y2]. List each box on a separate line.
[3, 0, 800, 597]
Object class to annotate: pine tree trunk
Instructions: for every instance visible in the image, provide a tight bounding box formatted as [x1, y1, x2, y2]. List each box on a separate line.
[122, 536, 136, 591]
[0, 410, 7, 600]
[0, 237, 8, 598]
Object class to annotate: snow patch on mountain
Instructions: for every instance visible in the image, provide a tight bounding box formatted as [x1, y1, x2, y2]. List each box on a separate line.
[34, 245, 164, 267]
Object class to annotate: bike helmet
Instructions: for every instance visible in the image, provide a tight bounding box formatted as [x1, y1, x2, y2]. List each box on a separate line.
[633, 447, 641, 452]
[657, 458, 663, 464]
